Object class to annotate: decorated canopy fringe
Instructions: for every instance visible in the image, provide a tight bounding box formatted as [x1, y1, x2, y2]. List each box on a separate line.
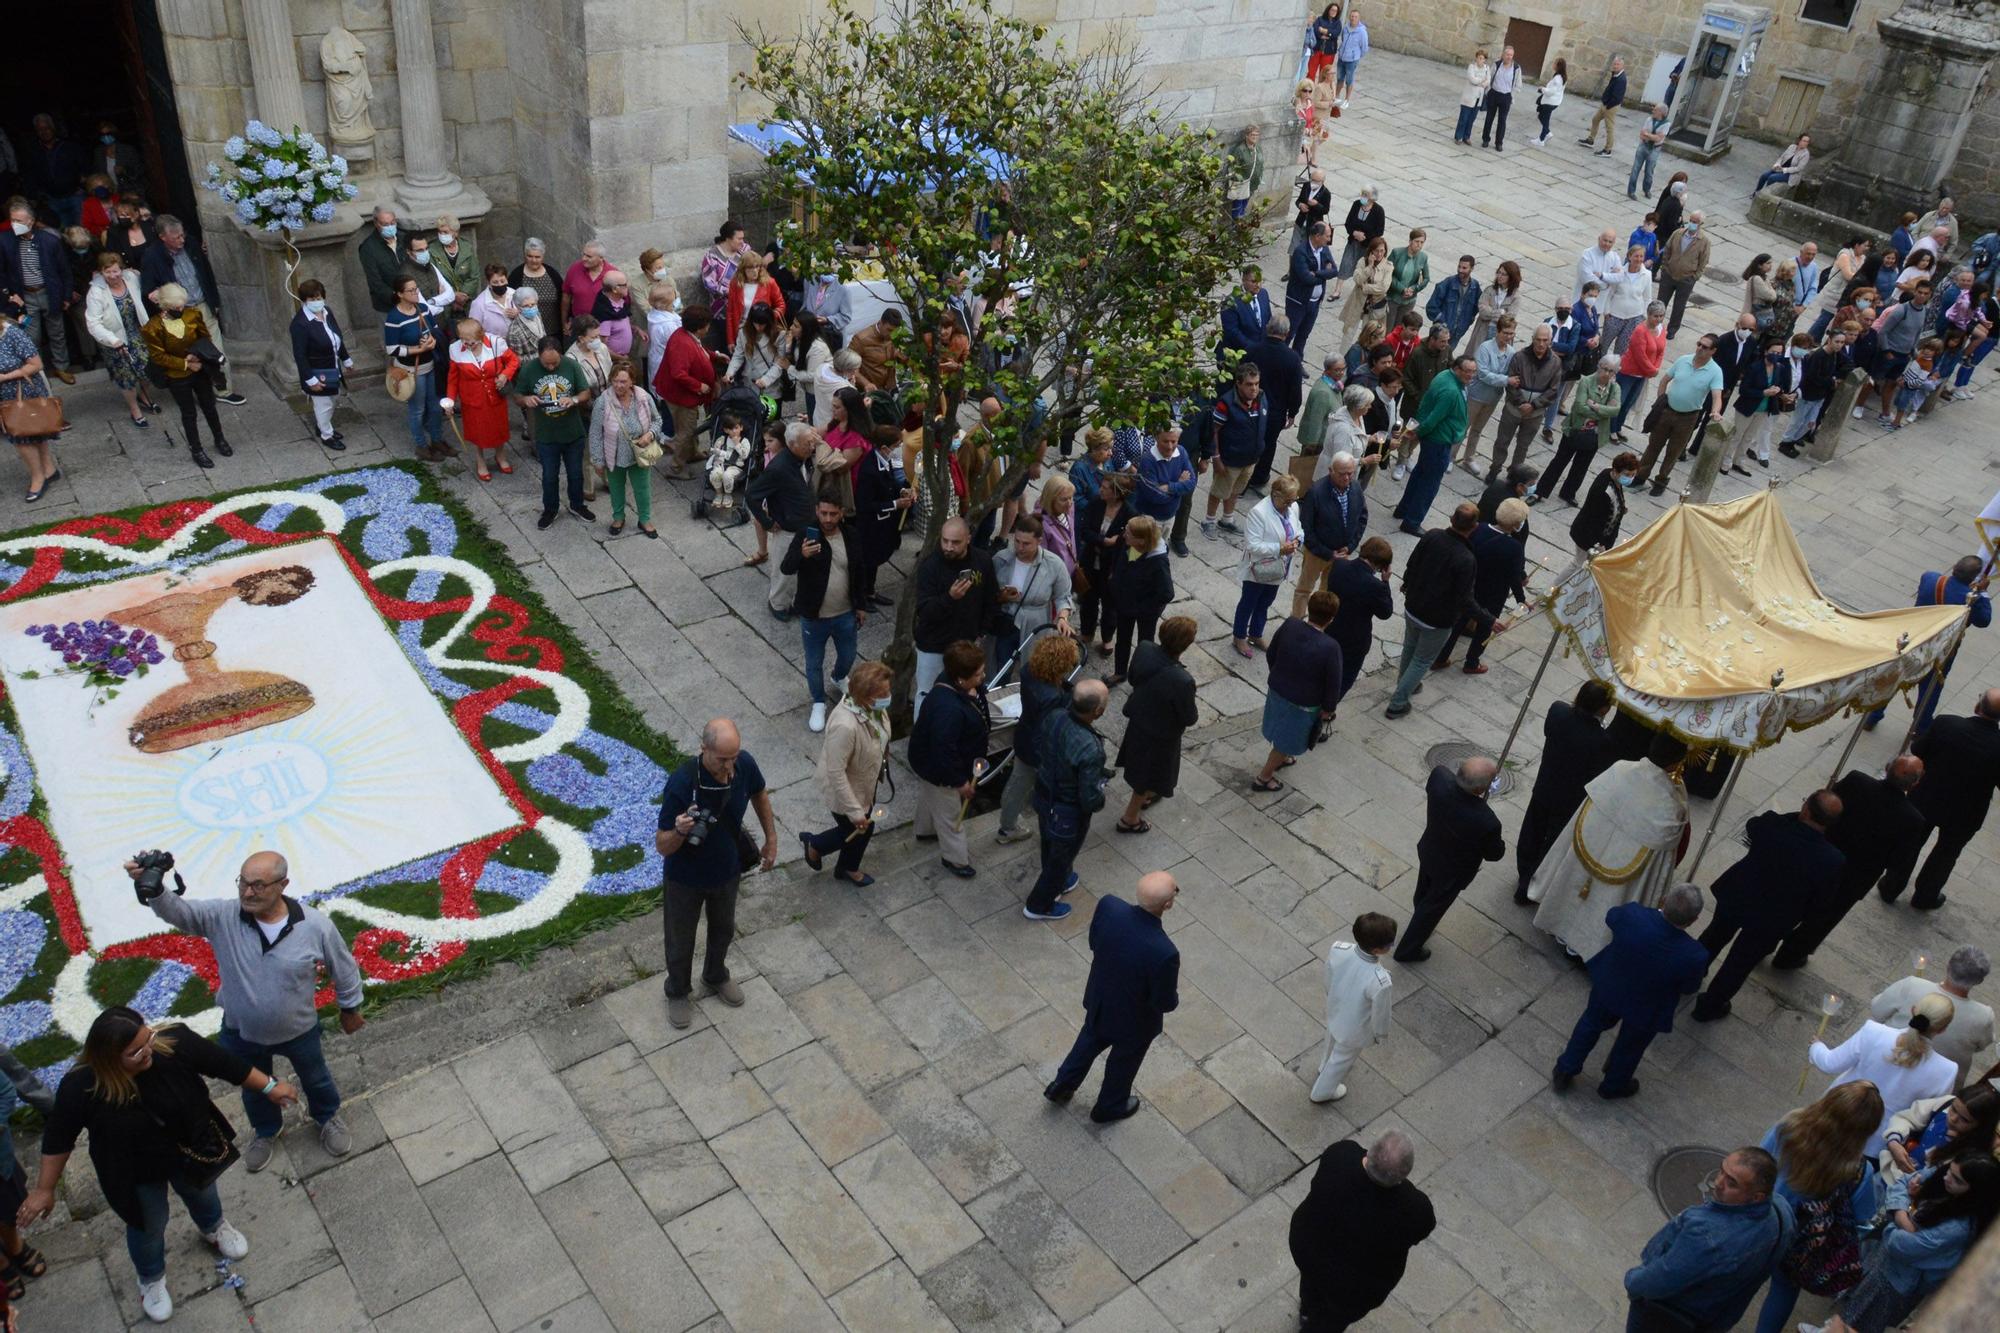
[1545, 491, 1968, 753]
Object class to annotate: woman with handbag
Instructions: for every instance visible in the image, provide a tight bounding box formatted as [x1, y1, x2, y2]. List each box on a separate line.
[384, 273, 449, 460]
[1742, 254, 1778, 329]
[443, 316, 522, 481]
[588, 359, 662, 538]
[0, 310, 62, 503]
[1114, 615, 1200, 833]
[1752, 1081, 1883, 1333]
[802, 659, 893, 885]
[140, 282, 231, 469]
[288, 278, 353, 450]
[1232, 471, 1302, 657]
[16, 1006, 298, 1325]
[1338, 237, 1393, 346]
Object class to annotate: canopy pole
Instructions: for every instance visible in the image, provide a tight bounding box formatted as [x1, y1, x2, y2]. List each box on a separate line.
[1684, 748, 1746, 882]
[1496, 622, 1562, 773]
[1827, 713, 1868, 788]
[1897, 664, 1947, 756]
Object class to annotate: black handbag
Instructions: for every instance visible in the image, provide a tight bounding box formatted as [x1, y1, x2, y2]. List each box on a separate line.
[156, 1099, 240, 1192]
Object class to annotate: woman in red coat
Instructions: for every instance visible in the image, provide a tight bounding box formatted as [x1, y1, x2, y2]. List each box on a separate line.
[442, 316, 521, 481]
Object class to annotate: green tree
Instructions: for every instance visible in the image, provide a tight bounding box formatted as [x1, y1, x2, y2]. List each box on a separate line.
[739, 0, 1252, 722]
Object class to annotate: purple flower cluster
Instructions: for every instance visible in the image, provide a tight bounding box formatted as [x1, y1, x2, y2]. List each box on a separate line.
[24, 618, 165, 684]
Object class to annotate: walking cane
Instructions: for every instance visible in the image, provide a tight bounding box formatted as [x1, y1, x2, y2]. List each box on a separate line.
[438, 398, 476, 469]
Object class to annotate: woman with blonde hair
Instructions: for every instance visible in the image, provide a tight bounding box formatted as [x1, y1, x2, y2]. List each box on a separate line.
[1338, 236, 1392, 345]
[84, 248, 154, 428]
[141, 282, 231, 468]
[430, 213, 478, 310]
[1809, 992, 1958, 1156]
[723, 253, 786, 351]
[1108, 513, 1173, 684]
[1036, 473, 1079, 577]
[1753, 1081, 1884, 1333]
[802, 659, 894, 885]
[1294, 80, 1327, 166]
[1233, 471, 1302, 656]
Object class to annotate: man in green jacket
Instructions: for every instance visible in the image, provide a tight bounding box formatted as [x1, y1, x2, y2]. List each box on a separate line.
[1386, 228, 1433, 328]
[357, 205, 404, 313]
[1296, 353, 1344, 476]
[1393, 356, 1474, 534]
[1536, 355, 1623, 505]
[1396, 324, 1455, 473]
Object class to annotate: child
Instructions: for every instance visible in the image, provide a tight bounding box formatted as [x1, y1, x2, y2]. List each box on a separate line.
[709, 412, 754, 513]
[441, 317, 522, 481]
[1311, 912, 1398, 1103]
[1892, 336, 1943, 428]
[1384, 308, 1425, 367]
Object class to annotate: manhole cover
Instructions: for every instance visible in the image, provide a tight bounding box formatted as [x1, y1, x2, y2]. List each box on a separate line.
[1423, 741, 1516, 796]
[1652, 1146, 1726, 1216]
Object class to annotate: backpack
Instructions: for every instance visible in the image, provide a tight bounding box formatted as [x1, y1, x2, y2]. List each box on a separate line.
[1777, 1191, 1864, 1297]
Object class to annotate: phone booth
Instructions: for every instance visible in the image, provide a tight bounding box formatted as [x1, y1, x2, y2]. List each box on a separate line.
[1666, 3, 1772, 161]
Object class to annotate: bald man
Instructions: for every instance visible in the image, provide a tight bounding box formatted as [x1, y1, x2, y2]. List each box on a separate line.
[913, 516, 1000, 711]
[1773, 755, 1926, 968]
[125, 848, 365, 1170]
[656, 718, 779, 1028]
[1394, 757, 1504, 962]
[1044, 871, 1180, 1123]
[1880, 687, 2000, 911]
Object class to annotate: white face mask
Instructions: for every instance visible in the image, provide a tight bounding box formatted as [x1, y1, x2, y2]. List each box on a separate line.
[437, 231, 454, 246]
[651, 267, 668, 282]
[8, 221, 28, 237]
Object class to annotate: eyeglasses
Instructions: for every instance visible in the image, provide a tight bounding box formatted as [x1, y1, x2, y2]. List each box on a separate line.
[237, 876, 286, 890]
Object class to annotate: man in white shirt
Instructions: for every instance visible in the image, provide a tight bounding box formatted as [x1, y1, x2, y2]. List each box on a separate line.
[1910, 224, 1952, 266]
[1311, 913, 1397, 1102]
[1791, 242, 1822, 306]
[1871, 946, 1996, 1090]
[1480, 46, 1518, 152]
[1574, 230, 1622, 302]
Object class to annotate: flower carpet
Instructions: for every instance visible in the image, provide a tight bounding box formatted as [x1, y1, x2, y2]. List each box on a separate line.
[0, 464, 678, 1083]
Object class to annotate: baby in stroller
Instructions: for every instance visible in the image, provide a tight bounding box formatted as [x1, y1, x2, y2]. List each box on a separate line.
[708, 411, 754, 509]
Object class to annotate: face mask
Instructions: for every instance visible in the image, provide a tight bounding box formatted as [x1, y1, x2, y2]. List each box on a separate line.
[1583, 296, 1597, 309]
[437, 231, 454, 246]
[582, 336, 600, 348]
[1617, 474, 1637, 487]
[869, 696, 890, 711]
[304, 298, 327, 316]
[8, 222, 28, 237]
[70, 243, 89, 254]
[410, 249, 428, 264]
[1555, 308, 1571, 321]
[651, 267, 668, 282]
[490, 283, 507, 295]
[164, 305, 185, 316]
[518, 304, 538, 318]
[91, 187, 110, 200]
[101, 134, 116, 145]
[379, 223, 397, 240]
[1686, 223, 1699, 234]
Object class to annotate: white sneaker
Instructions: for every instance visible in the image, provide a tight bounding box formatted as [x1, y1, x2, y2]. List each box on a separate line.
[1391, 462, 1407, 482]
[139, 1277, 173, 1322]
[808, 702, 828, 733]
[203, 1218, 250, 1260]
[1851, 406, 1865, 419]
[1309, 1084, 1348, 1103]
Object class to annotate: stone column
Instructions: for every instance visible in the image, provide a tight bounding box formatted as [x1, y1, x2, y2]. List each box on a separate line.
[242, 0, 308, 135]
[390, 0, 479, 216]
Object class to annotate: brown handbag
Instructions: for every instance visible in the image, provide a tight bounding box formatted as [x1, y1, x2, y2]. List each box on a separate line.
[0, 373, 65, 438]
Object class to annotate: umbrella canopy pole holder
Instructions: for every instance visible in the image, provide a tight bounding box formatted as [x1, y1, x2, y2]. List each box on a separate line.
[1827, 713, 1868, 788]
[1497, 622, 1563, 774]
[1685, 748, 1746, 882]
[1898, 663, 1947, 756]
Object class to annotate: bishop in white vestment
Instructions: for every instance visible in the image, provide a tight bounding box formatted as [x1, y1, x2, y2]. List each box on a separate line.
[1527, 740, 1689, 959]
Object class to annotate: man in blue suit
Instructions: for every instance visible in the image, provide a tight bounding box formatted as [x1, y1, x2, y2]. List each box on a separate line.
[1219, 265, 1272, 359]
[1866, 555, 1991, 734]
[1044, 871, 1181, 1124]
[1691, 791, 1844, 1022]
[1554, 885, 1708, 1098]
[1285, 223, 1340, 355]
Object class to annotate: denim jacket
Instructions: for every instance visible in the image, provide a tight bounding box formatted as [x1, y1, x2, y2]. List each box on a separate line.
[1874, 1164, 1978, 1297]
[1625, 1196, 1794, 1329]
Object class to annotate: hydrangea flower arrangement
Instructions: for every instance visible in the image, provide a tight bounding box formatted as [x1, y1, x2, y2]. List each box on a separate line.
[19, 619, 166, 710]
[202, 120, 358, 233]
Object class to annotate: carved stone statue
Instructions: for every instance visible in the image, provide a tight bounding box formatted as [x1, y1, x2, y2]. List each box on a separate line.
[320, 27, 376, 161]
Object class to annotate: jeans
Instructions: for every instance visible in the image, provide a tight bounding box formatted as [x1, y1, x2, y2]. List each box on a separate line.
[1454, 104, 1480, 142]
[1393, 435, 1450, 529]
[1388, 615, 1452, 710]
[1611, 374, 1646, 435]
[1628, 144, 1661, 197]
[538, 438, 586, 514]
[217, 1024, 341, 1138]
[1535, 103, 1554, 141]
[1752, 169, 1792, 194]
[1028, 796, 1088, 913]
[997, 757, 1036, 836]
[1234, 580, 1281, 640]
[800, 610, 858, 704]
[1807, 309, 1835, 343]
[127, 1176, 224, 1282]
[914, 650, 945, 713]
[1780, 395, 1826, 444]
[404, 368, 443, 447]
[662, 874, 738, 998]
[1554, 997, 1656, 1094]
[1754, 1272, 1802, 1333]
[18, 287, 70, 370]
[1229, 198, 1249, 219]
[803, 812, 872, 877]
[607, 464, 652, 524]
[1956, 331, 1996, 386]
[1481, 90, 1512, 148]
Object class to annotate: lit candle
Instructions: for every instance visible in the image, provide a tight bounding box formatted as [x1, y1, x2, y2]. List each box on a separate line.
[1912, 950, 1931, 976]
[956, 760, 988, 830]
[1799, 993, 1846, 1093]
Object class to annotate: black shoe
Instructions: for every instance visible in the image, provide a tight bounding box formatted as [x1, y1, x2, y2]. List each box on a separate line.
[1044, 1081, 1075, 1105]
[1398, 521, 1423, 536]
[1755, 455, 1769, 469]
[1512, 890, 1533, 905]
[1597, 1080, 1640, 1100]
[217, 391, 248, 406]
[537, 511, 556, 530]
[190, 447, 214, 469]
[213, 436, 234, 458]
[570, 504, 595, 521]
[1090, 1096, 1141, 1124]
[330, 430, 345, 443]
[769, 605, 796, 623]
[1913, 895, 1947, 911]
[1594, 149, 1612, 157]
[1552, 1068, 1575, 1092]
[1170, 539, 1191, 558]
[1730, 465, 1752, 477]
[941, 860, 976, 879]
[1683, 445, 1699, 461]
[1626, 192, 1638, 201]
[1393, 947, 1431, 963]
[1648, 480, 1668, 496]
[799, 832, 823, 873]
[323, 436, 347, 451]
[1690, 1001, 1728, 1023]
[1769, 953, 1808, 970]
[1778, 443, 1800, 458]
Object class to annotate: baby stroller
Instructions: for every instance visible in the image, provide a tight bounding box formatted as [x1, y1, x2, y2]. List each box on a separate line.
[689, 383, 772, 527]
[964, 624, 1057, 816]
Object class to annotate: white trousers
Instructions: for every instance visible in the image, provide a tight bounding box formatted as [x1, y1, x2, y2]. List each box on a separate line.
[1311, 1037, 1363, 1100]
[310, 394, 336, 440]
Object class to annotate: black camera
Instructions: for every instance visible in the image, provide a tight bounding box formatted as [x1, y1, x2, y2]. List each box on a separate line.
[130, 849, 185, 902]
[682, 805, 719, 848]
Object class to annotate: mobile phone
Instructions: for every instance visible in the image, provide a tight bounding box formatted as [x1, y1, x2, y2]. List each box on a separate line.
[805, 526, 822, 543]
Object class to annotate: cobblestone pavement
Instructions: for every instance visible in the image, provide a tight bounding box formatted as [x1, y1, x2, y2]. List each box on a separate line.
[14, 48, 2000, 1333]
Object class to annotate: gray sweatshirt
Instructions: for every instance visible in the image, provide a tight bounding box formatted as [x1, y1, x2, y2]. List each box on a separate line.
[1506, 347, 1563, 411]
[148, 892, 365, 1045]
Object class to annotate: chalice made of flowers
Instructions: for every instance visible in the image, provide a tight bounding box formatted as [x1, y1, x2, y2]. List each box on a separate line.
[116, 565, 318, 753]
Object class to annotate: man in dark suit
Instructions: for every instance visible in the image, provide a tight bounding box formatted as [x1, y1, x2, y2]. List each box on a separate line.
[1879, 688, 2000, 910]
[1218, 265, 1272, 358]
[1286, 222, 1340, 355]
[1294, 457, 1369, 618]
[1554, 886, 1709, 1098]
[1773, 756, 1926, 967]
[1514, 681, 1615, 901]
[1432, 499, 1529, 676]
[1044, 871, 1181, 1124]
[1691, 790, 1844, 1021]
[745, 425, 820, 620]
[1289, 1131, 1436, 1331]
[1243, 320, 1305, 491]
[1394, 757, 1506, 962]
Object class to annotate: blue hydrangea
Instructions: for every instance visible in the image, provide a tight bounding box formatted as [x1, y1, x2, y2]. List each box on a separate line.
[310, 202, 336, 224]
[234, 199, 259, 223]
[239, 167, 261, 183]
[224, 136, 248, 161]
[220, 183, 241, 203]
[263, 218, 287, 232]
[261, 159, 289, 180]
[247, 120, 283, 148]
[341, 183, 359, 200]
[318, 173, 342, 191]
[330, 155, 348, 175]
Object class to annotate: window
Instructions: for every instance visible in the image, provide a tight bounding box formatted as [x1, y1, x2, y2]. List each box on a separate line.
[1799, 0, 1860, 30]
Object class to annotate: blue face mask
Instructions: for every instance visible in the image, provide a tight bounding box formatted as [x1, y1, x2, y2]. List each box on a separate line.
[869, 696, 890, 711]
[304, 298, 327, 316]
[100, 134, 116, 145]
[1617, 474, 1638, 487]
[379, 223, 398, 240]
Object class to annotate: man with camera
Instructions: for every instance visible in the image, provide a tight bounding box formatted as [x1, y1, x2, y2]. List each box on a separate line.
[655, 717, 779, 1029]
[123, 849, 365, 1170]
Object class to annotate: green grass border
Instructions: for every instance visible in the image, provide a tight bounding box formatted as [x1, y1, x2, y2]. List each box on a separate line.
[0, 461, 682, 1060]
